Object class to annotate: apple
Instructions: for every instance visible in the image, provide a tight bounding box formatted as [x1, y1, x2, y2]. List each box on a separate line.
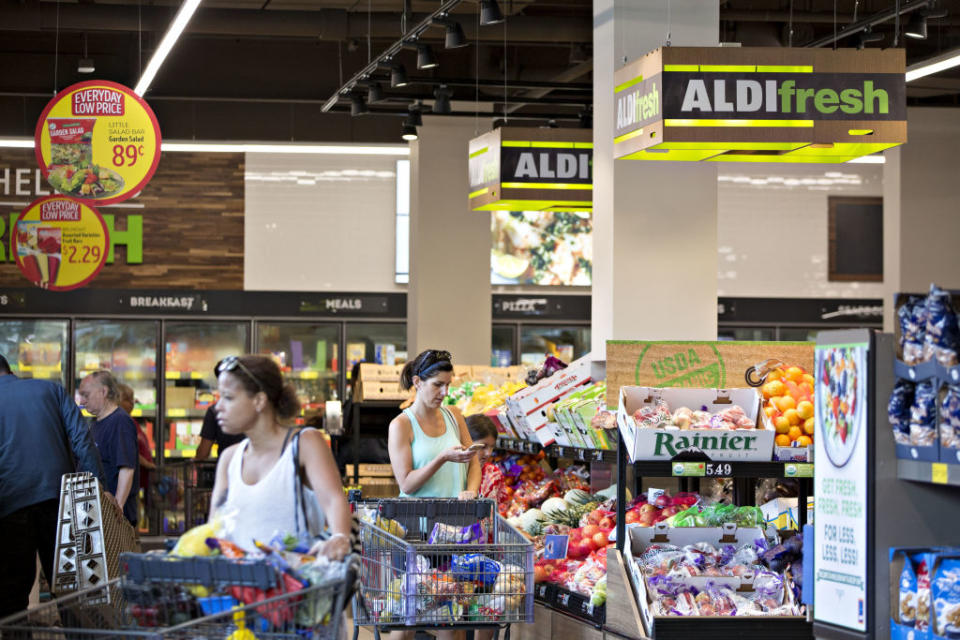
[654, 494, 671, 508]
[661, 506, 679, 518]
[585, 511, 602, 526]
[625, 511, 640, 524]
[592, 532, 609, 549]
[598, 516, 615, 530]
[582, 524, 601, 538]
[639, 503, 658, 515]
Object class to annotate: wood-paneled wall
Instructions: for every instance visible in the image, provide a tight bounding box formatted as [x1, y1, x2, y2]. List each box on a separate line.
[0, 148, 244, 290]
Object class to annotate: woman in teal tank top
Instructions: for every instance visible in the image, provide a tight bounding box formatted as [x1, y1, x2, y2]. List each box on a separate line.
[388, 349, 481, 499]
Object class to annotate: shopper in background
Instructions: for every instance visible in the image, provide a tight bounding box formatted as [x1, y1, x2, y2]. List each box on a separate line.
[388, 349, 481, 640]
[209, 355, 352, 559]
[78, 370, 140, 527]
[388, 349, 481, 499]
[119, 383, 155, 523]
[0, 354, 106, 618]
[196, 360, 245, 460]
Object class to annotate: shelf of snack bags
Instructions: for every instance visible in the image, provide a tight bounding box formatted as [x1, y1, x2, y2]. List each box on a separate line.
[890, 285, 960, 471]
[889, 547, 960, 640]
[0, 517, 358, 640]
[353, 498, 533, 633]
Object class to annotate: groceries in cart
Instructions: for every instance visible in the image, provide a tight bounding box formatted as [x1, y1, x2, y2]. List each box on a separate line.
[354, 499, 534, 628]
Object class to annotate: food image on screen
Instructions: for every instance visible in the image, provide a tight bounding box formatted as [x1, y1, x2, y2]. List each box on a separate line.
[491, 211, 592, 286]
[818, 346, 862, 467]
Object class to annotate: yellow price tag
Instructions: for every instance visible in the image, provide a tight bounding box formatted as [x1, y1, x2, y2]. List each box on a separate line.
[300, 371, 320, 380]
[165, 371, 181, 380]
[168, 408, 187, 418]
[931, 463, 948, 484]
[190, 372, 204, 380]
[35, 80, 161, 205]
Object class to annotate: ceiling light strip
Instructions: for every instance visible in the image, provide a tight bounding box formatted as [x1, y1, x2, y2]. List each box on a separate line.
[613, 74, 645, 94]
[0, 138, 409, 155]
[469, 147, 489, 158]
[134, 0, 203, 96]
[501, 183, 592, 190]
[906, 49, 960, 82]
[613, 128, 645, 144]
[469, 187, 490, 198]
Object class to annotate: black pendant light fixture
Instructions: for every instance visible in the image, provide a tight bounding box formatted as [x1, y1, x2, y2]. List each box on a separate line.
[417, 43, 439, 70]
[432, 85, 452, 114]
[480, 0, 504, 26]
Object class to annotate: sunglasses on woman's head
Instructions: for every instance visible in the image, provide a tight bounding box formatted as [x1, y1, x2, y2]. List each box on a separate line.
[216, 355, 266, 393]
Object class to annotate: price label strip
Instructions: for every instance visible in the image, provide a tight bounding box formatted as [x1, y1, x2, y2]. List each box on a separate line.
[671, 462, 706, 477]
[931, 462, 948, 485]
[35, 80, 162, 206]
[12, 196, 109, 291]
[785, 463, 815, 478]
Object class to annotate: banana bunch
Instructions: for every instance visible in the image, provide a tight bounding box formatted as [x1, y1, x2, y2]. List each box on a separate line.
[462, 381, 527, 416]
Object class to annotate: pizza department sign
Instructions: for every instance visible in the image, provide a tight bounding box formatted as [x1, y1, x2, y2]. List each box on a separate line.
[468, 127, 593, 213]
[613, 47, 905, 163]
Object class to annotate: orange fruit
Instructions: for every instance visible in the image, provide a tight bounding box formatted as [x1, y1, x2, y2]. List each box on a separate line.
[788, 426, 803, 441]
[763, 380, 786, 399]
[802, 373, 815, 386]
[776, 395, 797, 412]
[796, 400, 814, 421]
[767, 369, 784, 382]
[783, 408, 801, 426]
[796, 435, 813, 447]
[786, 367, 805, 383]
[798, 382, 813, 396]
[764, 406, 778, 418]
[774, 416, 790, 434]
[775, 434, 791, 447]
[803, 417, 815, 435]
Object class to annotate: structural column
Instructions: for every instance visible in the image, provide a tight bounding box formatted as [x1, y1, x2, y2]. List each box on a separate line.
[408, 115, 492, 364]
[591, 0, 720, 359]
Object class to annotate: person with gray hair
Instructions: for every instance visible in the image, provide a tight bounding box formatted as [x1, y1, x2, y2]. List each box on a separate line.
[0, 353, 106, 618]
[78, 370, 140, 527]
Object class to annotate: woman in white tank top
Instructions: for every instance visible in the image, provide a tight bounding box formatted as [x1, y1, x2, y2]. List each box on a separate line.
[208, 355, 352, 559]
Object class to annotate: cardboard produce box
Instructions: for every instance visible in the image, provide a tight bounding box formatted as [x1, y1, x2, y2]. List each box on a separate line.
[616, 386, 774, 462]
[345, 463, 394, 478]
[166, 386, 197, 411]
[625, 521, 792, 632]
[357, 476, 400, 499]
[358, 363, 403, 382]
[506, 354, 592, 440]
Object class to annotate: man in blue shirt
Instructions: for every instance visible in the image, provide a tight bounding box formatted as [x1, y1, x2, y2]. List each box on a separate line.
[77, 370, 140, 528]
[0, 354, 106, 618]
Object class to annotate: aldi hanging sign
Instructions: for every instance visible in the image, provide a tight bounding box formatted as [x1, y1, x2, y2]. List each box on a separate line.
[469, 127, 592, 212]
[613, 47, 905, 163]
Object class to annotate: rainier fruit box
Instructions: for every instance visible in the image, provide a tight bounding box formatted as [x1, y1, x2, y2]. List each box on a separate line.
[616, 386, 774, 462]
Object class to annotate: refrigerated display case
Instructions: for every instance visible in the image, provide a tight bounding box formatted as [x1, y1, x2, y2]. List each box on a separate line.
[162, 320, 250, 460]
[491, 324, 516, 366]
[491, 294, 591, 368]
[0, 318, 69, 384]
[520, 324, 590, 366]
[344, 322, 407, 399]
[717, 297, 884, 341]
[256, 322, 340, 423]
[74, 319, 160, 449]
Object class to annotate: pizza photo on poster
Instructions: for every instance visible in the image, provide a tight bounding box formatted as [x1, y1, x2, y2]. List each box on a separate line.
[12, 196, 110, 291]
[34, 80, 162, 206]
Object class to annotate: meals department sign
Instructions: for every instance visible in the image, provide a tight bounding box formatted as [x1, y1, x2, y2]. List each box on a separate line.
[613, 47, 905, 163]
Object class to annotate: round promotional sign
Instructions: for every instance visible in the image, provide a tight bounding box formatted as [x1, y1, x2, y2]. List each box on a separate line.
[34, 80, 162, 206]
[12, 196, 110, 291]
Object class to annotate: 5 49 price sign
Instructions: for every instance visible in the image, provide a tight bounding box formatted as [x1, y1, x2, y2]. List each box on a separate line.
[12, 196, 109, 291]
[34, 80, 162, 206]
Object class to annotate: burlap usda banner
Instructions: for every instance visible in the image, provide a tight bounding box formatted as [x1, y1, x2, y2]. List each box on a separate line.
[605, 340, 815, 407]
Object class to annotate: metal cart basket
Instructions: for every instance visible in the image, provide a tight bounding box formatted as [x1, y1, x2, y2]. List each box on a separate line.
[0, 553, 358, 640]
[353, 499, 534, 639]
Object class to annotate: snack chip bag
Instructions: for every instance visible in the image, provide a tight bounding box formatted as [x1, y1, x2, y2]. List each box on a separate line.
[918, 560, 933, 633]
[428, 521, 486, 545]
[889, 380, 916, 446]
[910, 382, 938, 447]
[451, 554, 503, 586]
[933, 559, 960, 637]
[900, 296, 927, 365]
[924, 284, 960, 367]
[941, 386, 960, 450]
[900, 561, 918, 627]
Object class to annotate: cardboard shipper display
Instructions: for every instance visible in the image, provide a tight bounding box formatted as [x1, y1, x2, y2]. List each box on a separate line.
[617, 386, 775, 462]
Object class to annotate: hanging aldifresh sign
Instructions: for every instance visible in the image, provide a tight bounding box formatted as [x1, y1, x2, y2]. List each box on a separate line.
[613, 47, 905, 163]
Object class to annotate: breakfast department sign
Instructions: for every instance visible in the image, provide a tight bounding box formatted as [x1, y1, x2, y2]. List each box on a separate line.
[613, 47, 905, 163]
[468, 127, 593, 212]
[35, 80, 162, 205]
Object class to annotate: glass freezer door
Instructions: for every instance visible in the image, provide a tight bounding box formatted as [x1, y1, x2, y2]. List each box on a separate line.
[519, 325, 591, 367]
[0, 319, 69, 385]
[74, 319, 160, 453]
[256, 322, 340, 425]
[162, 321, 249, 459]
[492, 324, 516, 366]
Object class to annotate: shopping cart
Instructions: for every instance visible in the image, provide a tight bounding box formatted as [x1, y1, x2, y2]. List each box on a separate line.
[0, 553, 359, 640]
[352, 498, 534, 640]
